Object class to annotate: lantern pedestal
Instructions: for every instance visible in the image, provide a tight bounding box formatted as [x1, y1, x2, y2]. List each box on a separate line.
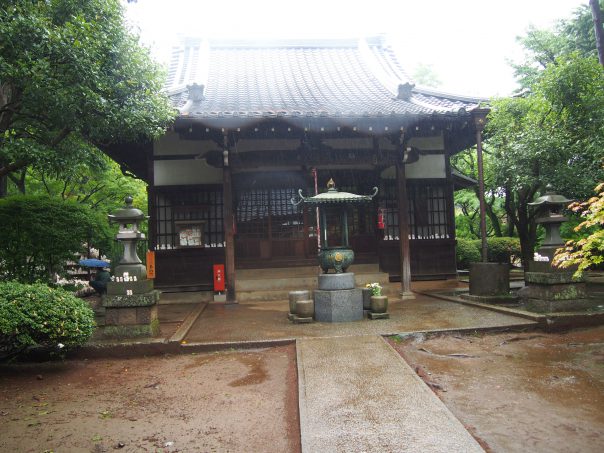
[314, 273, 363, 322]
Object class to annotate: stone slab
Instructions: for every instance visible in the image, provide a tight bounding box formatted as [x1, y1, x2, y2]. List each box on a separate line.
[314, 288, 362, 322]
[291, 315, 313, 324]
[297, 335, 484, 453]
[115, 263, 147, 279]
[318, 273, 355, 291]
[368, 312, 390, 320]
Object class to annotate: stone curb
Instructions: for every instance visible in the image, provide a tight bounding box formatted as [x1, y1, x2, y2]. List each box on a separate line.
[168, 301, 209, 343]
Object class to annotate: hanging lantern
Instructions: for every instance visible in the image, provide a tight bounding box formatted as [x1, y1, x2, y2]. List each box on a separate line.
[377, 208, 385, 230]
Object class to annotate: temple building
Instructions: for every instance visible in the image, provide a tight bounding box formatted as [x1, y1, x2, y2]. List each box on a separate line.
[107, 36, 484, 298]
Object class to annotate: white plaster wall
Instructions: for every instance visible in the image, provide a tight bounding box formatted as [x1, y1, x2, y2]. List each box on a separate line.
[154, 132, 218, 156]
[154, 159, 222, 185]
[381, 154, 446, 179]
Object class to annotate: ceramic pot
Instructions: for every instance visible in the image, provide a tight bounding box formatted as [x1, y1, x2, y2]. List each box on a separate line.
[370, 295, 388, 313]
[296, 299, 314, 318]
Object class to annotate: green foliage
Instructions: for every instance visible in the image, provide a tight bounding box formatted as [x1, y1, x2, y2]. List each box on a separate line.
[0, 195, 112, 283]
[486, 237, 521, 264]
[365, 282, 382, 297]
[554, 182, 604, 276]
[456, 238, 481, 270]
[0, 0, 174, 181]
[456, 237, 521, 269]
[0, 282, 95, 360]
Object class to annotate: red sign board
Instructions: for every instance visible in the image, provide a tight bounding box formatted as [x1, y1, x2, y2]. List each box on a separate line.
[213, 264, 225, 292]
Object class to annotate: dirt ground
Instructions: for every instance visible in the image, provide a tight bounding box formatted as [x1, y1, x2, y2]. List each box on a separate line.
[0, 345, 300, 453]
[389, 326, 604, 453]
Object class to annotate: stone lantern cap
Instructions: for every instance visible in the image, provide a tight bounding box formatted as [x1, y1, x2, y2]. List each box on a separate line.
[108, 196, 148, 224]
[528, 185, 572, 209]
[292, 179, 378, 206]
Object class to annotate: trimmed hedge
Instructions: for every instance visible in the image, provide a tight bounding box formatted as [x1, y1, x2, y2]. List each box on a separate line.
[0, 282, 95, 360]
[456, 237, 521, 269]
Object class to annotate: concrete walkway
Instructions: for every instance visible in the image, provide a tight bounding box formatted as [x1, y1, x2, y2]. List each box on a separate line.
[184, 294, 537, 344]
[297, 335, 484, 453]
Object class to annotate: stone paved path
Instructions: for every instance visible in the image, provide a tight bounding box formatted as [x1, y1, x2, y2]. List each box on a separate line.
[296, 335, 484, 453]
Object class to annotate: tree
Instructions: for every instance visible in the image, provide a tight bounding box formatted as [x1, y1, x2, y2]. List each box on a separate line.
[0, 195, 112, 283]
[553, 181, 604, 277]
[0, 0, 174, 191]
[485, 53, 604, 266]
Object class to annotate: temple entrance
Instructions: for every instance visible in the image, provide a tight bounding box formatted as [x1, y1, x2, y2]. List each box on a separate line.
[234, 169, 379, 268]
[234, 171, 317, 266]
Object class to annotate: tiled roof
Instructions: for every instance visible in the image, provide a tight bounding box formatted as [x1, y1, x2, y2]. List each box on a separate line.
[166, 37, 481, 120]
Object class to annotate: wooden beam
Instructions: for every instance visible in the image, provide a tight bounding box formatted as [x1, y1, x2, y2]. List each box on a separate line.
[223, 134, 237, 304]
[396, 160, 414, 299]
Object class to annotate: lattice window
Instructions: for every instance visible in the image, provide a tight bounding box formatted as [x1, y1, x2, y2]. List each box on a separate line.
[154, 186, 224, 249]
[380, 181, 451, 240]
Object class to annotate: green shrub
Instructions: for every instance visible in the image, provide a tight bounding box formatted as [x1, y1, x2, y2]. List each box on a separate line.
[0, 282, 95, 360]
[487, 237, 521, 264]
[456, 237, 521, 268]
[0, 195, 112, 283]
[456, 238, 481, 269]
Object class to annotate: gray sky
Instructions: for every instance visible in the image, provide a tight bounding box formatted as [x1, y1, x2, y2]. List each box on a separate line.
[125, 0, 589, 98]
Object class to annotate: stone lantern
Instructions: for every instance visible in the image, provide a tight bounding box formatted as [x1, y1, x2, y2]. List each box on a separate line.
[527, 185, 573, 268]
[103, 196, 160, 337]
[521, 186, 593, 312]
[108, 195, 148, 278]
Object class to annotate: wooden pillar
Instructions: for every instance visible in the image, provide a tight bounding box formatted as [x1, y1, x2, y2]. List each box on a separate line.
[472, 109, 490, 263]
[223, 135, 237, 304]
[146, 145, 156, 251]
[396, 160, 413, 298]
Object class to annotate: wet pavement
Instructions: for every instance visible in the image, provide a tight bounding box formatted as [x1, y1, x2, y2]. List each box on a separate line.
[297, 335, 484, 452]
[184, 293, 537, 344]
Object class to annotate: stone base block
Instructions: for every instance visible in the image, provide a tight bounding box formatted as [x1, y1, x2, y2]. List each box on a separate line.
[287, 313, 296, 321]
[469, 263, 510, 296]
[107, 279, 154, 296]
[523, 297, 599, 313]
[318, 273, 355, 291]
[521, 282, 587, 301]
[213, 293, 227, 302]
[314, 288, 362, 322]
[460, 293, 519, 304]
[104, 304, 158, 326]
[102, 290, 160, 308]
[368, 312, 390, 320]
[103, 304, 159, 338]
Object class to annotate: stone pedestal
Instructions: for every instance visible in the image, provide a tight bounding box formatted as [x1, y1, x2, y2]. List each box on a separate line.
[103, 281, 160, 337]
[314, 273, 362, 322]
[521, 270, 595, 313]
[463, 262, 517, 304]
